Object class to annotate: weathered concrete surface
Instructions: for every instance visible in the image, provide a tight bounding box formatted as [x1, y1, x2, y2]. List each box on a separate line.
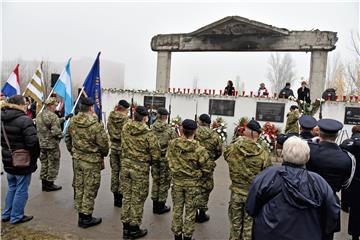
[1, 142, 350, 239]
[155, 51, 172, 91]
[309, 51, 328, 100]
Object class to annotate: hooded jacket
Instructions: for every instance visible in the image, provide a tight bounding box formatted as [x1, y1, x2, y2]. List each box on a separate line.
[195, 126, 223, 162]
[107, 110, 129, 150]
[167, 137, 215, 187]
[246, 163, 340, 240]
[151, 119, 177, 156]
[65, 112, 109, 163]
[1, 103, 40, 175]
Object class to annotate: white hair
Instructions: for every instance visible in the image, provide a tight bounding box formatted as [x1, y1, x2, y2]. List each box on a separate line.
[282, 136, 310, 165]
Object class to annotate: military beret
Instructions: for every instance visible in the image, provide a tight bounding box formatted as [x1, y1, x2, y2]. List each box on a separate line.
[157, 107, 169, 116]
[135, 106, 149, 116]
[290, 105, 299, 110]
[45, 97, 58, 106]
[199, 114, 211, 124]
[118, 99, 130, 108]
[81, 97, 94, 106]
[299, 115, 317, 130]
[247, 119, 262, 133]
[318, 118, 343, 134]
[182, 119, 197, 130]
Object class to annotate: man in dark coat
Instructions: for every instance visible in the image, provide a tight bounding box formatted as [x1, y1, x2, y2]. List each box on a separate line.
[340, 125, 360, 240]
[307, 119, 355, 240]
[299, 115, 317, 140]
[278, 82, 294, 99]
[246, 136, 339, 240]
[297, 81, 311, 103]
[1, 95, 40, 224]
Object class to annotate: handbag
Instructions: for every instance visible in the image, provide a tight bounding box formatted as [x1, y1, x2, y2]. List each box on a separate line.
[1, 121, 31, 168]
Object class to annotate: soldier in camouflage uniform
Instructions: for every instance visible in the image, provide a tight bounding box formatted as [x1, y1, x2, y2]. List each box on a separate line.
[167, 119, 215, 240]
[121, 106, 161, 239]
[194, 113, 222, 223]
[36, 97, 64, 192]
[65, 97, 109, 228]
[224, 119, 272, 240]
[107, 99, 130, 208]
[150, 107, 177, 214]
[285, 105, 300, 134]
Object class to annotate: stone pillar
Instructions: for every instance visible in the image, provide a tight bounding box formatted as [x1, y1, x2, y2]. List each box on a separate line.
[155, 51, 171, 91]
[309, 51, 328, 101]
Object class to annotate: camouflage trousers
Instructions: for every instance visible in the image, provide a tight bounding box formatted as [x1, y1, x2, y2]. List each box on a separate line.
[110, 149, 122, 194]
[73, 159, 101, 215]
[151, 158, 171, 202]
[40, 147, 60, 182]
[121, 163, 149, 226]
[228, 192, 252, 240]
[171, 184, 200, 238]
[198, 175, 214, 211]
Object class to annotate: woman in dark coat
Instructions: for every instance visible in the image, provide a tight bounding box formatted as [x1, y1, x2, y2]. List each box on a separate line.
[246, 136, 339, 240]
[340, 125, 360, 240]
[1, 95, 40, 224]
[224, 80, 235, 96]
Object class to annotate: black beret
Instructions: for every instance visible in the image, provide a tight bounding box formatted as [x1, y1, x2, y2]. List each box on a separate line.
[299, 115, 317, 129]
[277, 132, 300, 145]
[199, 114, 211, 124]
[182, 119, 197, 130]
[290, 105, 299, 110]
[318, 118, 343, 134]
[118, 99, 130, 108]
[81, 97, 94, 106]
[157, 107, 169, 116]
[247, 119, 262, 133]
[135, 106, 149, 116]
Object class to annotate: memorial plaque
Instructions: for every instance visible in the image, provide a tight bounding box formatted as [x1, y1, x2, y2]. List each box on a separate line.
[344, 107, 360, 125]
[209, 99, 235, 116]
[144, 96, 166, 109]
[256, 102, 285, 123]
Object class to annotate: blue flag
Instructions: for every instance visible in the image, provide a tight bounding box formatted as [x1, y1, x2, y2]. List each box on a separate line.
[53, 59, 73, 116]
[83, 52, 102, 120]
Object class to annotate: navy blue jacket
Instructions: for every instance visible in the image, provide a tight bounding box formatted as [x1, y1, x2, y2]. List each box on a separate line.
[246, 163, 339, 240]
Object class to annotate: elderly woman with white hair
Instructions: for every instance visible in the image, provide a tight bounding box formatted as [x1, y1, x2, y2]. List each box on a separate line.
[246, 136, 340, 240]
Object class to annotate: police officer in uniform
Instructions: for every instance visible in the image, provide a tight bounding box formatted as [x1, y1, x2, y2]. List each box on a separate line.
[306, 119, 355, 240]
[299, 115, 317, 140]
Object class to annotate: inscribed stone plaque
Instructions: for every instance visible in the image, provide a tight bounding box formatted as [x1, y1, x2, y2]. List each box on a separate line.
[344, 107, 360, 125]
[256, 102, 285, 123]
[144, 96, 166, 110]
[209, 99, 235, 116]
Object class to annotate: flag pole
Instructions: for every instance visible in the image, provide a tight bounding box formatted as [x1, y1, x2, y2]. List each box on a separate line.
[62, 87, 84, 134]
[36, 87, 55, 117]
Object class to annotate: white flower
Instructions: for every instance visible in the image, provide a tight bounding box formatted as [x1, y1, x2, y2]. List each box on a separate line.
[220, 123, 224, 126]
[223, 129, 227, 132]
[217, 129, 221, 133]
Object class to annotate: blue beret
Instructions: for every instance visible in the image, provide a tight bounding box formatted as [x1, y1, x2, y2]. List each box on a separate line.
[135, 106, 149, 116]
[81, 97, 94, 106]
[182, 119, 197, 130]
[199, 114, 211, 124]
[247, 119, 262, 133]
[118, 100, 130, 108]
[318, 118, 343, 134]
[157, 107, 169, 116]
[299, 115, 317, 129]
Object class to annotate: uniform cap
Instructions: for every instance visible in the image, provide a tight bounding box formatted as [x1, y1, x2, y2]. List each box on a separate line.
[81, 97, 94, 106]
[135, 106, 149, 116]
[118, 99, 130, 108]
[199, 114, 211, 124]
[290, 105, 299, 110]
[157, 107, 169, 116]
[299, 115, 317, 130]
[247, 119, 262, 133]
[318, 118, 343, 134]
[45, 97, 58, 106]
[182, 119, 197, 130]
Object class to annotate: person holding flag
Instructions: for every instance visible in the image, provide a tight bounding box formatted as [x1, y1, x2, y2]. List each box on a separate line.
[2, 64, 20, 98]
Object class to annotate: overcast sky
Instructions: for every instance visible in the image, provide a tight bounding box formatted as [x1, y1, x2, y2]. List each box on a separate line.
[2, 1, 359, 93]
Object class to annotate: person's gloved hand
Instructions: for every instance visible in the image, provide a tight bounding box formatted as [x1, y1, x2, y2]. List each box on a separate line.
[65, 113, 74, 120]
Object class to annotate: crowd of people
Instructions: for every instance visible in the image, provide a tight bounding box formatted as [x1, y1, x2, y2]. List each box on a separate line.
[1, 94, 359, 240]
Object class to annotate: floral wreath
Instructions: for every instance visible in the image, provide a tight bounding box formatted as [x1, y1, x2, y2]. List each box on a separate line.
[211, 117, 227, 143]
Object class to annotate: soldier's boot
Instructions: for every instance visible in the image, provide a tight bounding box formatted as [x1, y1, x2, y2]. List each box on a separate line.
[183, 236, 192, 240]
[195, 209, 210, 223]
[41, 180, 47, 191]
[45, 181, 62, 192]
[78, 213, 102, 228]
[114, 193, 123, 208]
[174, 234, 183, 240]
[152, 201, 159, 213]
[128, 225, 147, 239]
[123, 222, 130, 238]
[156, 202, 171, 214]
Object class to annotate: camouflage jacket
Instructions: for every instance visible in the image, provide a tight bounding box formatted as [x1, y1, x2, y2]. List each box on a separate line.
[121, 120, 161, 165]
[285, 111, 300, 134]
[36, 109, 63, 149]
[151, 120, 177, 156]
[195, 126, 223, 161]
[65, 112, 109, 163]
[224, 137, 272, 196]
[107, 110, 129, 150]
[166, 137, 215, 187]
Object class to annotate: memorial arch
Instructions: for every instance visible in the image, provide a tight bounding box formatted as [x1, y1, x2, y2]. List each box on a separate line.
[151, 16, 338, 100]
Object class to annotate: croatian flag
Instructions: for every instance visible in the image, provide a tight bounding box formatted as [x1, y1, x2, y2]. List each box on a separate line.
[2, 64, 20, 97]
[53, 59, 73, 116]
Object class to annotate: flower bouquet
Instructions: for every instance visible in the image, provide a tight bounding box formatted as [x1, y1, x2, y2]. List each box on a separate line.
[170, 115, 182, 136]
[211, 117, 227, 143]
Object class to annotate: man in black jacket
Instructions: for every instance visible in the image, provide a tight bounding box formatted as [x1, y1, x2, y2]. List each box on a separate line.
[278, 82, 294, 99]
[297, 81, 311, 103]
[1, 95, 40, 224]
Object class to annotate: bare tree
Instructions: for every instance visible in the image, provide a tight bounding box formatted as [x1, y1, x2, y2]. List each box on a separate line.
[326, 53, 346, 96]
[267, 53, 296, 94]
